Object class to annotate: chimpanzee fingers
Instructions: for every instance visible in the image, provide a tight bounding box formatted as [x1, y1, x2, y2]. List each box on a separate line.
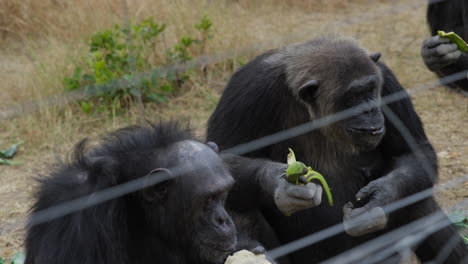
[423, 50, 460, 71]
[423, 43, 457, 58]
[343, 202, 354, 216]
[275, 181, 322, 215]
[274, 193, 316, 215]
[423, 35, 451, 49]
[343, 206, 388, 237]
[286, 182, 317, 200]
[250, 245, 266, 255]
[434, 43, 458, 56]
[439, 50, 462, 63]
[355, 181, 377, 201]
[313, 184, 323, 205]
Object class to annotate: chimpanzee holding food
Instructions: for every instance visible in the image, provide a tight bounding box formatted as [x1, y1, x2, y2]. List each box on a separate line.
[421, 0, 468, 92]
[208, 35, 468, 263]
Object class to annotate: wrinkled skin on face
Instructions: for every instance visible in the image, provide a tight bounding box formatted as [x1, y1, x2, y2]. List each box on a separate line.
[145, 140, 236, 264]
[293, 45, 386, 154]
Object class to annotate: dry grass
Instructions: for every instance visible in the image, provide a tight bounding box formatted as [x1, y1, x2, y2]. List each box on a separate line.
[0, 0, 467, 261]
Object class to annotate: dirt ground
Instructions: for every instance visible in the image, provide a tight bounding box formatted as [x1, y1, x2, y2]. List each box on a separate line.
[0, 0, 467, 262]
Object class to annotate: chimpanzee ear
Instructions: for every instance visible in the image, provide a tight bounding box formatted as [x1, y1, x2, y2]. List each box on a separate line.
[370, 52, 382, 62]
[142, 168, 174, 202]
[206, 142, 219, 153]
[298, 80, 319, 104]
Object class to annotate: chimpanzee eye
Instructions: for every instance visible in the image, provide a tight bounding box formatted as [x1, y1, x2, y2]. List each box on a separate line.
[205, 195, 216, 209]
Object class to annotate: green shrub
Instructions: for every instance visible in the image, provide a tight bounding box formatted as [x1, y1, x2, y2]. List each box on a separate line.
[64, 16, 213, 113]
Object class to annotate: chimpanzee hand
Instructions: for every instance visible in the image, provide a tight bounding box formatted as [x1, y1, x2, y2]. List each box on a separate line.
[421, 35, 462, 71]
[342, 175, 397, 236]
[274, 178, 323, 216]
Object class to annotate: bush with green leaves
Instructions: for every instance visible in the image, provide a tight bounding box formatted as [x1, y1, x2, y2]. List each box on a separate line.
[64, 16, 213, 113]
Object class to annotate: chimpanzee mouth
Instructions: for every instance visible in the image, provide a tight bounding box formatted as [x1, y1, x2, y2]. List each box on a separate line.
[200, 240, 237, 253]
[346, 126, 385, 136]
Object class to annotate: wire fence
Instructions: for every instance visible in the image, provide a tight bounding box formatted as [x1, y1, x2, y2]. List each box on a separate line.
[19, 65, 468, 227]
[16, 68, 468, 262]
[1, 0, 467, 263]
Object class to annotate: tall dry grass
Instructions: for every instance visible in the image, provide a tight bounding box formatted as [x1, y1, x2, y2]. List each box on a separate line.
[1, 0, 392, 151]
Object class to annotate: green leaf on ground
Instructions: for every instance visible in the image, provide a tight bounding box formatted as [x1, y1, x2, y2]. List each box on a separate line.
[0, 144, 18, 159]
[448, 211, 466, 224]
[10, 252, 25, 264]
[0, 158, 20, 166]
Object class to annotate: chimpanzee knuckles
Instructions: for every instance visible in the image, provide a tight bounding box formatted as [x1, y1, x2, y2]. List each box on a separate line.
[274, 179, 323, 216]
[343, 202, 388, 237]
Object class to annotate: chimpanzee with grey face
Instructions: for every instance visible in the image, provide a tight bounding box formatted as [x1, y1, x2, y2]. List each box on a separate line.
[208, 35, 468, 263]
[25, 122, 301, 264]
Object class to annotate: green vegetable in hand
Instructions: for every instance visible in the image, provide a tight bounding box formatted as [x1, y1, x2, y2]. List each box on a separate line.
[285, 148, 333, 206]
[438, 30, 468, 52]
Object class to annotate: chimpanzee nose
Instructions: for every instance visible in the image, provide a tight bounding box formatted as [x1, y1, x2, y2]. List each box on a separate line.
[216, 215, 227, 226]
[213, 209, 233, 231]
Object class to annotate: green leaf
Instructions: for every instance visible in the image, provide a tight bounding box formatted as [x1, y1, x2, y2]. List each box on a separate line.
[10, 252, 25, 264]
[448, 211, 466, 224]
[0, 158, 20, 165]
[454, 222, 468, 229]
[146, 93, 167, 104]
[194, 15, 213, 31]
[0, 257, 6, 264]
[160, 84, 172, 93]
[151, 70, 160, 87]
[462, 235, 468, 245]
[129, 87, 140, 97]
[0, 144, 18, 159]
[81, 74, 96, 83]
[79, 101, 93, 113]
[287, 148, 297, 165]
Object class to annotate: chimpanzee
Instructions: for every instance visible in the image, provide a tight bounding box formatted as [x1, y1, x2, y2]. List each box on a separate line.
[24, 122, 237, 264]
[421, 0, 468, 92]
[24, 121, 312, 264]
[208, 35, 468, 263]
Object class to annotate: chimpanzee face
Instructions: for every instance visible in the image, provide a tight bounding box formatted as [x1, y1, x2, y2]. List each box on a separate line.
[335, 72, 385, 151]
[158, 141, 236, 263]
[294, 43, 385, 152]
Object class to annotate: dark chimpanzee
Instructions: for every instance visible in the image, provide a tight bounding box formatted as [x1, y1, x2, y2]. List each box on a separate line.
[25, 122, 237, 264]
[208, 35, 468, 263]
[25, 121, 310, 264]
[421, 0, 468, 92]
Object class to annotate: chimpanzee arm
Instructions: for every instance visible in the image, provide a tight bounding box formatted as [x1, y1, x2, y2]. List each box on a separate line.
[343, 63, 439, 237]
[221, 153, 282, 210]
[222, 153, 322, 215]
[378, 63, 438, 195]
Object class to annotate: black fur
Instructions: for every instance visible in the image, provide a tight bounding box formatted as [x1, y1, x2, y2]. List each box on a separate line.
[207, 36, 468, 263]
[25, 122, 237, 264]
[427, 0, 468, 91]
